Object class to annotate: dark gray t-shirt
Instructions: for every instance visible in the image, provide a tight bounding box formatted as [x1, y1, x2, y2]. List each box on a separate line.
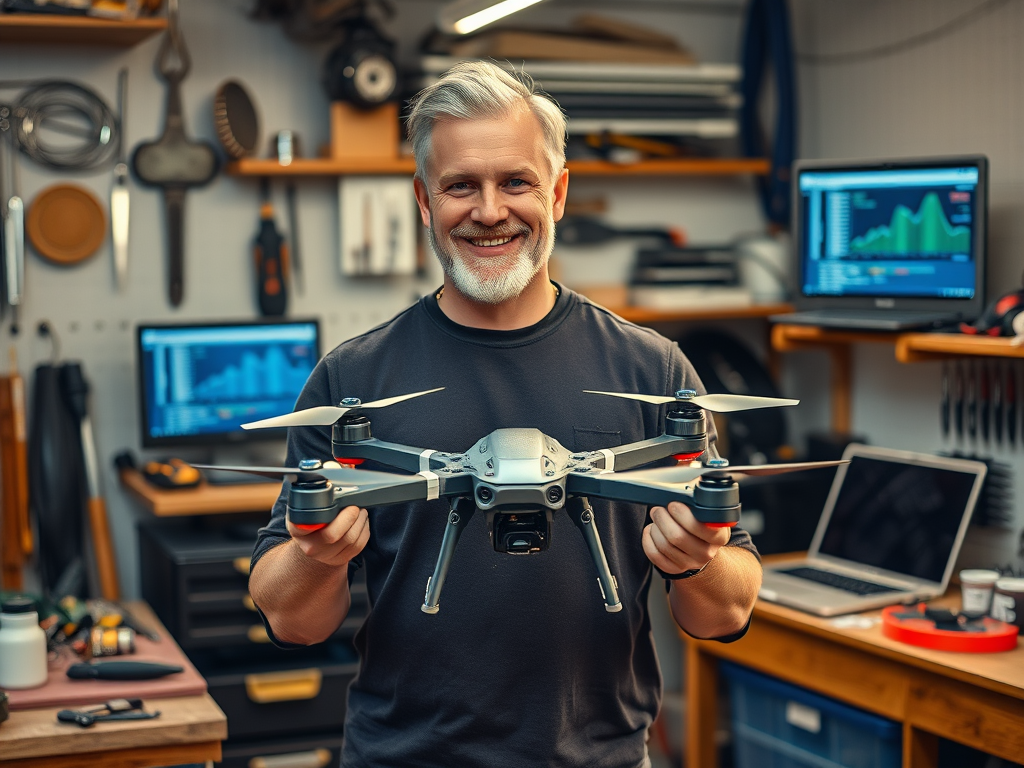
[253, 286, 758, 768]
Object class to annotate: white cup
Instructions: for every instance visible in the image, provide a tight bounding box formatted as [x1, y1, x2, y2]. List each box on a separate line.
[959, 569, 1000, 615]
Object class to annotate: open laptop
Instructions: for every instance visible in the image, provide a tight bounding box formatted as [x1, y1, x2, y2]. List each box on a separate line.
[771, 155, 988, 331]
[758, 444, 987, 617]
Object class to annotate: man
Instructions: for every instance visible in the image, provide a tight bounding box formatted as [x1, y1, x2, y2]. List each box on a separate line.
[251, 61, 761, 768]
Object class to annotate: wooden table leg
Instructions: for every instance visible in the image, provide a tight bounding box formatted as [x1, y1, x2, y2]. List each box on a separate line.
[685, 641, 719, 768]
[902, 723, 938, 768]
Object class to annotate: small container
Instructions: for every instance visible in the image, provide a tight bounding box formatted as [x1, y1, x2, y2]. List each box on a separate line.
[991, 577, 1024, 627]
[0, 596, 49, 690]
[959, 569, 1001, 616]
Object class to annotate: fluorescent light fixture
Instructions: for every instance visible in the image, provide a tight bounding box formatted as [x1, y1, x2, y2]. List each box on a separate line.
[438, 0, 548, 36]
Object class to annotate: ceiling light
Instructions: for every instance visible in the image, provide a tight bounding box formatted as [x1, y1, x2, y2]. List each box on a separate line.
[438, 0, 549, 36]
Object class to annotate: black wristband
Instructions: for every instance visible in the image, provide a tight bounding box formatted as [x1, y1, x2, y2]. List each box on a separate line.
[657, 560, 711, 580]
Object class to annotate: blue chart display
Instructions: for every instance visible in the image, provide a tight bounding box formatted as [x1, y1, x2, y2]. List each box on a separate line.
[139, 322, 320, 445]
[799, 165, 980, 299]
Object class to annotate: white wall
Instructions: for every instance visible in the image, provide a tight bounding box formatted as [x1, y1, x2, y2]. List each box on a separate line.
[0, 0, 763, 598]
[788, 0, 1024, 568]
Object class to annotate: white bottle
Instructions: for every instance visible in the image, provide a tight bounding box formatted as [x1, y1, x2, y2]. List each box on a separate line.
[0, 596, 49, 689]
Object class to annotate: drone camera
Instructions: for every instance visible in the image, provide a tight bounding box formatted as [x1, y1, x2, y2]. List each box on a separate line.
[488, 509, 553, 554]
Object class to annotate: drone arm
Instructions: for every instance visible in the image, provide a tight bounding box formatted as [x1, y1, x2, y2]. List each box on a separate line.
[332, 438, 439, 473]
[567, 472, 741, 526]
[601, 434, 705, 472]
[568, 471, 696, 508]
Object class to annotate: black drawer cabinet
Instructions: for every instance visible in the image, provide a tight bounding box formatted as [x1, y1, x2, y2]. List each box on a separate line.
[139, 521, 368, 650]
[192, 644, 358, 741]
[219, 732, 344, 768]
[138, 519, 367, 756]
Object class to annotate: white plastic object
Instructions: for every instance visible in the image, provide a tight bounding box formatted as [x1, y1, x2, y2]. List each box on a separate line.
[0, 597, 49, 689]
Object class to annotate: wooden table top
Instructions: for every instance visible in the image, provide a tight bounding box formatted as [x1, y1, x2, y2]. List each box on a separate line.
[0, 603, 227, 765]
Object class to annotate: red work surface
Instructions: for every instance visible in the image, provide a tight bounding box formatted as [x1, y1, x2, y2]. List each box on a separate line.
[881, 604, 1020, 653]
[5, 632, 206, 710]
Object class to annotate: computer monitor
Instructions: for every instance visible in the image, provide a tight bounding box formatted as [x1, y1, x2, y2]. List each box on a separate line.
[136, 319, 321, 452]
[792, 155, 987, 315]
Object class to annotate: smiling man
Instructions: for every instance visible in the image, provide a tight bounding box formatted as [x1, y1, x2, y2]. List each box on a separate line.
[249, 61, 762, 768]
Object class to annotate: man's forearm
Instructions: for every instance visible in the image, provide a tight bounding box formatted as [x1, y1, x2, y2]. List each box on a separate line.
[668, 546, 761, 639]
[249, 540, 353, 645]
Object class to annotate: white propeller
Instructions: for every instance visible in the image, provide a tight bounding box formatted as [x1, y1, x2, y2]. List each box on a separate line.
[613, 460, 848, 486]
[242, 387, 445, 429]
[584, 390, 798, 413]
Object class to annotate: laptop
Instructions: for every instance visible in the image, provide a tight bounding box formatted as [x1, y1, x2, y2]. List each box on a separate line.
[758, 444, 987, 617]
[771, 155, 988, 331]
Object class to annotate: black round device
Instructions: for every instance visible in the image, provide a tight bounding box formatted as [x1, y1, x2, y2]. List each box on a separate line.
[322, 17, 398, 108]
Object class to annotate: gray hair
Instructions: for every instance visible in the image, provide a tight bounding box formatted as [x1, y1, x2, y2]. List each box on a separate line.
[406, 60, 567, 182]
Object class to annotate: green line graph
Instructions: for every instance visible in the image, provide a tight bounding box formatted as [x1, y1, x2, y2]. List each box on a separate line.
[849, 192, 970, 255]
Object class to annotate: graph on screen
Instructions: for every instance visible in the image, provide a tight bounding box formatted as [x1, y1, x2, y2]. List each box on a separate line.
[848, 192, 971, 257]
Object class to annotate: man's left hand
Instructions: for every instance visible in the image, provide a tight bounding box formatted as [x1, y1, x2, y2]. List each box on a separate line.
[643, 501, 731, 576]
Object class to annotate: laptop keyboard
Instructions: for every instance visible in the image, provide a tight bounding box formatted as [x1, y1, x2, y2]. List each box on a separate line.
[779, 567, 901, 595]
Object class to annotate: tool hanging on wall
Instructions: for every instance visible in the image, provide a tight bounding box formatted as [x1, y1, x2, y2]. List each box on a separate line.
[0, 106, 24, 335]
[131, 0, 220, 307]
[61, 361, 120, 602]
[111, 68, 130, 292]
[28, 322, 87, 599]
[273, 131, 303, 294]
[254, 177, 288, 316]
[0, 347, 31, 590]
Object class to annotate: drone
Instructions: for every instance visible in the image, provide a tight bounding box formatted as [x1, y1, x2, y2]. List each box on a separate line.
[198, 388, 845, 615]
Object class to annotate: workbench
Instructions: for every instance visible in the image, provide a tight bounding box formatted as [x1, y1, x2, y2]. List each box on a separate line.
[684, 595, 1024, 768]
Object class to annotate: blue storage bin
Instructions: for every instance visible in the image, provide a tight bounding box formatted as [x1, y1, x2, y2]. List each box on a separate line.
[720, 661, 902, 768]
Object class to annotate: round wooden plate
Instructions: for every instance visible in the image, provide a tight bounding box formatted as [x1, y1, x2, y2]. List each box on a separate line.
[27, 184, 106, 266]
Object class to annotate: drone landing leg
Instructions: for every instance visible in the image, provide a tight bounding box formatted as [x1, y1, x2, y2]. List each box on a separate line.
[566, 497, 622, 613]
[422, 497, 475, 615]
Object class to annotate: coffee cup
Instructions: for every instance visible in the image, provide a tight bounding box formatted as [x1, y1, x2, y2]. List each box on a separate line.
[990, 577, 1024, 627]
[959, 569, 1000, 616]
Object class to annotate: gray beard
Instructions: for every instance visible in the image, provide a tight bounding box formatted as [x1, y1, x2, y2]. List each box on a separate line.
[427, 217, 554, 305]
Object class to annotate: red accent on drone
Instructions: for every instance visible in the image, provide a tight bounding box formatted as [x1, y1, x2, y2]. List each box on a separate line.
[672, 452, 704, 462]
[334, 458, 365, 466]
[707, 521, 738, 528]
[294, 523, 328, 531]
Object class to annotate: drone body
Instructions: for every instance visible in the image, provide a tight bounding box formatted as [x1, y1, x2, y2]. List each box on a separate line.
[199, 388, 843, 615]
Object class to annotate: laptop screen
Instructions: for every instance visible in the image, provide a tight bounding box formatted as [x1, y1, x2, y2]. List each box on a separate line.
[793, 156, 988, 316]
[813, 452, 984, 584]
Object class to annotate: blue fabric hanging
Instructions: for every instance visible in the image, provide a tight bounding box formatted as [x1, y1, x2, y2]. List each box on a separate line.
[740, 0, 798, 229]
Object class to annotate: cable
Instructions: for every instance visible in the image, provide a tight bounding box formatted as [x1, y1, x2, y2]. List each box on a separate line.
[797, 0, 1015, 66]
[11, 81, 119, 171]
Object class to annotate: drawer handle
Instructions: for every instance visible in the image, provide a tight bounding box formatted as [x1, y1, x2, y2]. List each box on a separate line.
[247, 624, 271, 644]
[244, 668, 323, 703]
[233, 557, 252, 575]
[249, 748, 332, 768]
[243, 594, 257, 612]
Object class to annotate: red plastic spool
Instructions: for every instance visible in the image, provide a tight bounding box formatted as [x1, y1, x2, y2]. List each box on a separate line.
[881, 604, 1019, 653]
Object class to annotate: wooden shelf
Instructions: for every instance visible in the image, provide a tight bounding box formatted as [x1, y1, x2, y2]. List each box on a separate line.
[769, 324, 1024, 433]
[0, 14, 167, 46]
[896, 333, 1024, 362]
[612, 302, 792, 324]
[226, 156, 771, 178]
[120, 468, 280, 517]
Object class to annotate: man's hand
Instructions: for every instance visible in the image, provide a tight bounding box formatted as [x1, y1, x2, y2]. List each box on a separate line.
[287, 505, 370, 568]
[642, 500, 730, 575]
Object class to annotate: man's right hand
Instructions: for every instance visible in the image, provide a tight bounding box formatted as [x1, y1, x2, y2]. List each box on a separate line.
[286, 505, 370, 568]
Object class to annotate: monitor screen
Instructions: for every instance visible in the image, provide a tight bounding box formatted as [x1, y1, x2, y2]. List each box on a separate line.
[136, 319, 320, 449]
[816, 455, 981, 584]
[794, 156, 987, 312]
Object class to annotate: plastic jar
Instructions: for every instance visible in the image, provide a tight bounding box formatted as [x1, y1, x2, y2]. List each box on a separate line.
[0, 596, 49, 689]
[958, 569, 1001, 615]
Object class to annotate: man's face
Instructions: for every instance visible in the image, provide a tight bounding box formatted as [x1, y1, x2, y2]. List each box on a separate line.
[414, 107, 568, 305]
